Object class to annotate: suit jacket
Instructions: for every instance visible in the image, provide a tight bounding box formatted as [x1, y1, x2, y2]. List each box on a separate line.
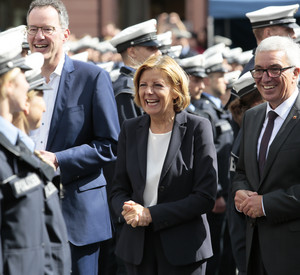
[110, 111, 217, 266]
[232, 92, 300, 275]
[47, 55, 120, 246]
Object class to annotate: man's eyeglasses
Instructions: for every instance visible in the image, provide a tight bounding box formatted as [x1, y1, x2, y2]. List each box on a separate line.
[26, 26, 57, 36]
[250, 66, 295, 79]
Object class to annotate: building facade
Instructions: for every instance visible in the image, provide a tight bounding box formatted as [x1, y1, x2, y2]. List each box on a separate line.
[0, 0, 208, 41]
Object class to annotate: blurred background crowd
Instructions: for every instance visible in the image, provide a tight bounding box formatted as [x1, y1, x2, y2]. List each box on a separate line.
[1, 1, 300, 275]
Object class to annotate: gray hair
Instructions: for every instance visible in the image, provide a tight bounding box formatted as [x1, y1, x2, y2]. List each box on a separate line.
[256, 36, 300, 68]
[27, 0, 69, 29]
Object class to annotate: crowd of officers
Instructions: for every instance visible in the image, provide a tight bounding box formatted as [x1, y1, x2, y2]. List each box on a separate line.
[1, 0, 300, 274]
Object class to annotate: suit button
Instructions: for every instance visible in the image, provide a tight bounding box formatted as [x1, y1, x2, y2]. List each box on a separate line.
[158, 186, 165, 192]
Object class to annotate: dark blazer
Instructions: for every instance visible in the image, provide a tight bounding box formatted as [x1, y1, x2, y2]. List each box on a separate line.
[110, 111, 218, 266]
[232, 92, 300, 275]
[47, 55, 120, 246]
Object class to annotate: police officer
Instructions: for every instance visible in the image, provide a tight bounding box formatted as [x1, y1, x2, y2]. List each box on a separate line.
[178, 54, 212, 119]
[195, 52, 235, 275]
[0, 26, 71, 275]
[242, 4, 299, 75]
[156, 31, 182, 59]
[109, 19, 161, 126]
[227, 72, 264, 275]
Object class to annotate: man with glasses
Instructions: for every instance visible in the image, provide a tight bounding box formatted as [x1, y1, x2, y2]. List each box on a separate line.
[225, 5, 300, 275]
[26, 1, 120, 274]
[241, 4, 299, 75]
[232, 36, 300, 275]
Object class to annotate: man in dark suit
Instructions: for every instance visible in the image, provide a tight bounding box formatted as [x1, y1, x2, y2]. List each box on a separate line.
[233, 36, 300, 275]
[26, 1, 120, 274]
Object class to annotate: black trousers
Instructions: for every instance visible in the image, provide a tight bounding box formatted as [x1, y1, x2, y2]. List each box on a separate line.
[124, 226, 205, 275]
[247, 227, 268, 275]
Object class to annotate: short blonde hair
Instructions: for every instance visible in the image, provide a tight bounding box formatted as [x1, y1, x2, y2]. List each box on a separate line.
[133, 55, 190, 112]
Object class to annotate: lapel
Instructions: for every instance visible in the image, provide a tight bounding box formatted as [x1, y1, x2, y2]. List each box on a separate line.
[46, 55, 75, 150]
[160, 112, 187, 184]
[246, 103, 267, 188]
[261, 93, 300, 182]
[136, 115, 150, 184]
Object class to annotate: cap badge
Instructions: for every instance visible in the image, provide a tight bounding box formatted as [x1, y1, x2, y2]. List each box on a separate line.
[7, 61, 14, 68]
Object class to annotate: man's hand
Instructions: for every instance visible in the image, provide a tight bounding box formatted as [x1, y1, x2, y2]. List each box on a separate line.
[36, 150, 58, 169]
[234, 190, 264, 218]
[234, 190, 257, 212]
[122, 201, 152, 228]
[241, 195, 264, 218]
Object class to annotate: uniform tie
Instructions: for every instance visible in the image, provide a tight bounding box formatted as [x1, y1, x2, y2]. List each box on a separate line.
[258, 111, 278, 177]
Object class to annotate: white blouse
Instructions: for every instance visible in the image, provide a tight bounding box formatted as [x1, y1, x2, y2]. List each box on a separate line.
[143, 128, 172, 207]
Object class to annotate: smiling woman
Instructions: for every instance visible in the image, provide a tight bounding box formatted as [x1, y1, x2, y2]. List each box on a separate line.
[110, 55, 218, 275]
[136, 69, 176, 132]
[133, 55, 190, 133]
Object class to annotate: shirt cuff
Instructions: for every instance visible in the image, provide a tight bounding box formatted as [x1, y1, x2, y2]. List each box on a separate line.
[261, 196, 266, 216]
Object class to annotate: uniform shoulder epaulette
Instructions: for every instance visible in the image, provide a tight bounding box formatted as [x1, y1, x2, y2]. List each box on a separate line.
[0, 132, 21, 157]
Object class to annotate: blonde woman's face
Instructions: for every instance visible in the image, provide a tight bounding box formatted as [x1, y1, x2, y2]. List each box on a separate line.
[7, 72, 29, 113]
[138, 69, 177, 119]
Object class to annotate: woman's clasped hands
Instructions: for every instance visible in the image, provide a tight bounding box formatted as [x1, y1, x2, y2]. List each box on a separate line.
[122, 201, 152, 228]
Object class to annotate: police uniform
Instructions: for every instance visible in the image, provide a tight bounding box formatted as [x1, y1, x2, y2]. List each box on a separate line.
[112, 66, 143, 126]
[0, 26, 71, 275]
[226, 72, 258, 275]
[156, 31, 182, 59]
[110, 19, 160, 126]
[240, 4, 300, 78]
[172, 28, 198, 59]
[226, 4, 300, 124]
[195, 53, 235, 275]
[178, 54, 213, 120]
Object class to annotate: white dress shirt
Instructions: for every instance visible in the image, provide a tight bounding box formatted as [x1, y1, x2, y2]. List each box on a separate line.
[30, 55, 65, 150]
[257, 89, 299, 159]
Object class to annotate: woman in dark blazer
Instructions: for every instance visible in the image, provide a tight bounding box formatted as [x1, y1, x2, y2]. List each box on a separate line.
[110, 55, 218, 275]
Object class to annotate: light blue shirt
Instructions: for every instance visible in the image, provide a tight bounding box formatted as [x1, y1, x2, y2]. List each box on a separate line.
[202, 92, 222, 109]
[0, 116, 19, 145]
[0, 116, 34, 152]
